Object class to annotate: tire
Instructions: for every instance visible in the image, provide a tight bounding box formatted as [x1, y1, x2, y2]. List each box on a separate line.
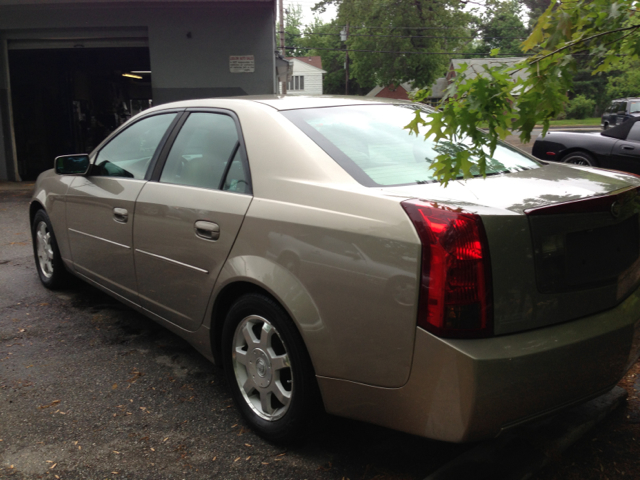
[562, 151, 596, 167]
[31, 209, 71, 289]
[603, 122, 609, 131]
[222, 293, 320, 443]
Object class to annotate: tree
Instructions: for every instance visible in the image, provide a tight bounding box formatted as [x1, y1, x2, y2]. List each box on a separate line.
[606, 57, 640, 100]
[471, 0, 530, 57]
[314, 0, 473, 89]
[301, 19, 375, 95]
[283, 5, 305, 57]
[408, 0, 640, 185]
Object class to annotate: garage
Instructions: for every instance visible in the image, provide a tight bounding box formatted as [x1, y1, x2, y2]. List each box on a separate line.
[10, 41, 152, 180]
[0, 0, 277, 182]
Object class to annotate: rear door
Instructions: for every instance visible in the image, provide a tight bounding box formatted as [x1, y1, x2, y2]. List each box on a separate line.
[133, 110, 252, 331]
[65, 112, 180, 303]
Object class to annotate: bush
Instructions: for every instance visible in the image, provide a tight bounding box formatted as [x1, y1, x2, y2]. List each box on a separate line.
[566, 95, 596, 119]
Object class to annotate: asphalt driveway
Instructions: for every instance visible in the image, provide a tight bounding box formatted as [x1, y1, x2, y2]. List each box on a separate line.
[0, 185, 469, 479]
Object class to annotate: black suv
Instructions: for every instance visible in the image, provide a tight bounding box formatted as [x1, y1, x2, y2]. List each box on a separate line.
[601, 98, 640, 130]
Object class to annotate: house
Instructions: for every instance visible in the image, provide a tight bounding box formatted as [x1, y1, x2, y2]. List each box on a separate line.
[366, 78, 447, 105]
[279, 56, 326, 95]
[447, 57, 530, 84]
[0, 0, 279, 181]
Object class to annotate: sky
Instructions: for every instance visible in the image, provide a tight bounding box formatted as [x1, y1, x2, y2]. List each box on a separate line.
[282, 0, 338, 27]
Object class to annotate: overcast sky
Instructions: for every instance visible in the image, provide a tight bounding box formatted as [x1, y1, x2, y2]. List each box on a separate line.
[282, 0, 339, 27]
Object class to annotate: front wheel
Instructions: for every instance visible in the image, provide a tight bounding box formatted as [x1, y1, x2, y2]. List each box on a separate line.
[222, 293, 320, 443]
[31, 210, 71, 289]
[562, 151, 596, 167]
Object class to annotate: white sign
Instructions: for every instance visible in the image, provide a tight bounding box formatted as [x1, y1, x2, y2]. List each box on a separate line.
[230, 55, 255, 73]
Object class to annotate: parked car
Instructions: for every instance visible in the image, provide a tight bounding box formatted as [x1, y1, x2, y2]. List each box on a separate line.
[532, 117, 640, 173]
[31, 96, 640, 444]
[601, 97, 640, 130]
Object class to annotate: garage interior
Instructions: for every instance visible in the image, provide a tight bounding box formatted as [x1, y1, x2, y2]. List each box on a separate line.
[9, 45, 152, 180]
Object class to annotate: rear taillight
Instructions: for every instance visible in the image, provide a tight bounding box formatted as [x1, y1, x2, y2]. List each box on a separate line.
[402, 199, 492, 338]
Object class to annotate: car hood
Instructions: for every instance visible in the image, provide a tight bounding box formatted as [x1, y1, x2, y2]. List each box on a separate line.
[380, 162, 640, 215]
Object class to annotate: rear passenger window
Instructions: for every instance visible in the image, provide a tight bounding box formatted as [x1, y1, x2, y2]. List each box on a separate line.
[160, 113, 239, 190]
[222, 149, 251, 193]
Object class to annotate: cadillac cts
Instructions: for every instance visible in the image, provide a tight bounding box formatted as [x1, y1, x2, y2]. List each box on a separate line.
[30, 96, 640, 443]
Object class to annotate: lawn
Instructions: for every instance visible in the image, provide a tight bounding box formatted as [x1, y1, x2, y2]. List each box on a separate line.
[539, 117, 601, 127]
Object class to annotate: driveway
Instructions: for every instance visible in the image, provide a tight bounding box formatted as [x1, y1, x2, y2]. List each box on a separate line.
[0, 185, 468, 479]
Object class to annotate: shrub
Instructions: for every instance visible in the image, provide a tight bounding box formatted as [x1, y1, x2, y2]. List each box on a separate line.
[566, 95, 596, 119]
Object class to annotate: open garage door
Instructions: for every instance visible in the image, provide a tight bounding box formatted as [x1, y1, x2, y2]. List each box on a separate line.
[9, 34, 151, 180]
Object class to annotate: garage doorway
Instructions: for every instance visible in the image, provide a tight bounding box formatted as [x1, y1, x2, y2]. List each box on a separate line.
[9, 46, 151, 180]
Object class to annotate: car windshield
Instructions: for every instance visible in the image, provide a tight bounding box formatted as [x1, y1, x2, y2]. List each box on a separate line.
[630, 102, 640, 114]
[282, 104, 540, 187]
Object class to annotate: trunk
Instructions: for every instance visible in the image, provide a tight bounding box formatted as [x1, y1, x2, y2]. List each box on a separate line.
[384, 163, 640, 335]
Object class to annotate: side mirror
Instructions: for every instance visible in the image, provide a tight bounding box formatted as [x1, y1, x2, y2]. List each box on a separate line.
[55, 154, 90, 175]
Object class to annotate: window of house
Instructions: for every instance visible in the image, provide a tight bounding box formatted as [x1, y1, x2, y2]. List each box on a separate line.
[288, 75, 305, 91]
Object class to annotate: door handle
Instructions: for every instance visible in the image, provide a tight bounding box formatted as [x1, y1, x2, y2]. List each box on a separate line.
[194, 220, 220, 241]
[113, 207, 128, 223]
[622, 145, 635, 151]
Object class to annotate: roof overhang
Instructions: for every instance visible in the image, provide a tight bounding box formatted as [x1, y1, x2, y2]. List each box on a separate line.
[0, 0, 272, 5]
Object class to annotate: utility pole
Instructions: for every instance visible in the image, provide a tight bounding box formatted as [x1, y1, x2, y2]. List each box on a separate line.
[344, 22, 349, 95]
[279, 0, 287, 94]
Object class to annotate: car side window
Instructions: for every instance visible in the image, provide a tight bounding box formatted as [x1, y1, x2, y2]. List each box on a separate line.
[160, 112, 240, 190]
[94, 113, 177, 179]
[627, 123, 640, 142]
[222, 149, 251, 194]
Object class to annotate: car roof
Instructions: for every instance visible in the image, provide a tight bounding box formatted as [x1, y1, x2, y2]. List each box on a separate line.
[150, 95, 412, 112]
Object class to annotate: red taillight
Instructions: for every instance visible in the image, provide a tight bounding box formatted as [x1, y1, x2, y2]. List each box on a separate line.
[401, 199, 493, 338]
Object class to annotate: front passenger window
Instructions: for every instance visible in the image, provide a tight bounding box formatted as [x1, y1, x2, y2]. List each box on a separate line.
[95, 113, 177, 179]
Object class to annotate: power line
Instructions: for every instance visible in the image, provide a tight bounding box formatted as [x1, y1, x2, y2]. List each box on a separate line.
[286, 45, 530, 56]
[282, 31, 527, 40]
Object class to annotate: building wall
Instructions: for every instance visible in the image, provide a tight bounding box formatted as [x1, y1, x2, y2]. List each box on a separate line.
[278, 60, 324, 95]
[0, 1, 276, 180]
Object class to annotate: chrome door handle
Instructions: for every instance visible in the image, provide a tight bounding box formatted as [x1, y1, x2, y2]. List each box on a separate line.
[113, 208, 128, 223]
[195, 221, 220, 241]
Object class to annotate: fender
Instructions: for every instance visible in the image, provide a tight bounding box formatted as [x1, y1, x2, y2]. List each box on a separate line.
[207, 254, 344, 378]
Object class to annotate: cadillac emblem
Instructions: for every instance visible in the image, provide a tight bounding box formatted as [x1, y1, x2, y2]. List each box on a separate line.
[611, 200, 622, 218]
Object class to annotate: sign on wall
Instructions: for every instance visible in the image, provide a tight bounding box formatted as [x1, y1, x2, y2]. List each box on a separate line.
[230, 55, 255, 73]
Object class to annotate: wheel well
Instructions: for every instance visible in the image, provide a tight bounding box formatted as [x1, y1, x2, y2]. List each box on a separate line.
[29, 201, 45, 226]
[210, 281, 284, 366]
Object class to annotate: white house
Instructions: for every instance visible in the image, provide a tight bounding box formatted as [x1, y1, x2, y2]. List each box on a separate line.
[279, 56, 326, 95]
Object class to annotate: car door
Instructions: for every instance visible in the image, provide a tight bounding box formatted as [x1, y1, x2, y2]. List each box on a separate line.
[65, 112, 180, 303]
[610, 121, 640, 174]
[133, 110, 252, 331]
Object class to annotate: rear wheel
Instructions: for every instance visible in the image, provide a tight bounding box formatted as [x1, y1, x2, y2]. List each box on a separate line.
[562, 151, 596, 167]
[222, 293, 320, 443]
[31, 210, 71, 289]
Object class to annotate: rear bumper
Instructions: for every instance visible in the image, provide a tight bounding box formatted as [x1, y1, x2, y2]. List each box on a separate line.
[318, 284, 640, 442]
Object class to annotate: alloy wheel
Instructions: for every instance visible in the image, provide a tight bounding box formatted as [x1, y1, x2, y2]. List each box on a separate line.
[231, 315, 293, 421]
[36, 221, 54, 279]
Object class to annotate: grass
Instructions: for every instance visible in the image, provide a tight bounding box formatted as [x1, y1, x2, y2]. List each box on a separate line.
[477, 117, 601, 129]
[538, 117, 601, 127]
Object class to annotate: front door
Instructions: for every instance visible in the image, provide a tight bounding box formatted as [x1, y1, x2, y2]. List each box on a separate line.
[609, 122, 640, 175]
[133, 111, 252, 331]
[66, 112, 179, 302]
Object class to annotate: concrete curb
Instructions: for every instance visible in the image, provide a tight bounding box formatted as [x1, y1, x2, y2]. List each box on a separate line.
[424, 386, 628, 480]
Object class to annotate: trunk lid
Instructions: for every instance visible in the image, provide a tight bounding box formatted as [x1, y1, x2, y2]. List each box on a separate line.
[382, 163, 640, 335]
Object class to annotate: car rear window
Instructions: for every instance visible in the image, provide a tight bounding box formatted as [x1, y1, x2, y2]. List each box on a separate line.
[282, 105, 540, 187]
